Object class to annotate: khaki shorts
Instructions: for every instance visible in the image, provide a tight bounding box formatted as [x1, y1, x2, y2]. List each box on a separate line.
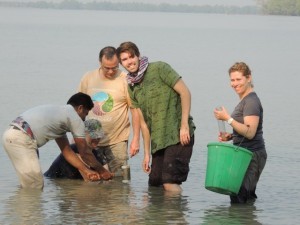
[95, 141, 128, 175]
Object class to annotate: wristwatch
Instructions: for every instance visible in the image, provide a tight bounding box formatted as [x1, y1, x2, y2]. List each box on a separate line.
[227, 118, 234, 125]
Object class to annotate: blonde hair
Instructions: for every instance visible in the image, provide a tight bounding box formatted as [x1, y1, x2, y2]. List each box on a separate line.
[228, 62, 254, 87]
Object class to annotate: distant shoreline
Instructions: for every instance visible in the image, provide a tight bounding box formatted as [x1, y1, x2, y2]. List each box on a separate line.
[1, 0, 299, 16]
[0, 1, 260, 15]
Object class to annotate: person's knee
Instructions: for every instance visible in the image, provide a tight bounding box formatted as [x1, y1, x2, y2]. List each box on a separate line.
[20, 172, 44, 189]
[163, 183, 182, 193]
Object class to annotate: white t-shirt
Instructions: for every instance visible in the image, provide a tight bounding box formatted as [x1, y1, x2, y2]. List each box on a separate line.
[18, 105, 85, 147]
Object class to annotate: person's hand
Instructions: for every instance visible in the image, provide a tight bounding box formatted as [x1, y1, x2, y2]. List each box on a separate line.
[142, 155, 151, 174]
[129, 138, 140, 158]
[180, 125, 190, 146]
[88, 172, 101, 181]
[214, 106, 230, 121]
[218, 132, 232, 142]
[80, 167, 101, 182]
[98, 169, 114, 180]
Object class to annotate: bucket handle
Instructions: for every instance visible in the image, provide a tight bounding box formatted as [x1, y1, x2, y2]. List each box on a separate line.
[235, 125, 250, 151]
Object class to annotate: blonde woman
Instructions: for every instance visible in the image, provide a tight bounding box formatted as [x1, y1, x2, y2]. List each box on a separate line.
[214, 62, 267, 203]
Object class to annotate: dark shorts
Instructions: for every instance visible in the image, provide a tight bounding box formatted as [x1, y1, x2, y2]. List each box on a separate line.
[149, 136, 194, 186]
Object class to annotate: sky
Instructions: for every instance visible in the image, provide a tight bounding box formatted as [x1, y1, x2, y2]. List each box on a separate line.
[4, 0, 257, 6]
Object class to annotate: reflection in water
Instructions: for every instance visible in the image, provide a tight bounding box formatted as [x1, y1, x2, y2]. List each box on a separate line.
[46, 179, 190, 224]
[2, 178, 264, 225]
[1, 178, 191, 224]
[139, 186, 189, 224]
[1, 188, 45, 225]
[45, 178, 139, 224]
[202, 204, 263, 225]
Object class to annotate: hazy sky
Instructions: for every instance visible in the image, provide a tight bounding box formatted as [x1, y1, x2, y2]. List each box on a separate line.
[7, 0, 257, 6]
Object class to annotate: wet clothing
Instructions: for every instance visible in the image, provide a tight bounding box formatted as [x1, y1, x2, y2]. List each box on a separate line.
[44, 144, 108, 179]
[44, 141, 126, 179]
[96, 141, 127, 174]
[230, 92, 267, 203]
[230, 149, 267, 203]
[149, 136, 194, 186]
[2, 126, 43, 189]
[2, 105, 86, 189]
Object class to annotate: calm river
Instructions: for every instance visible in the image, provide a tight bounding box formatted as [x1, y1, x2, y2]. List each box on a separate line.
[0, 7, 299, 225]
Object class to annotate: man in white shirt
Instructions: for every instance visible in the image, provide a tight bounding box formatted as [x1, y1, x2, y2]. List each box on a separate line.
[2, 92, 113, 189]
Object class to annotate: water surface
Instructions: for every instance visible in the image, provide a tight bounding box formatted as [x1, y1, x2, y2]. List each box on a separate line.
[0, 7, 300, 224]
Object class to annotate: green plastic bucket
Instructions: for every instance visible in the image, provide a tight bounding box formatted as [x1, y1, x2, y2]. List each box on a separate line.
[205, 142, 253, 195]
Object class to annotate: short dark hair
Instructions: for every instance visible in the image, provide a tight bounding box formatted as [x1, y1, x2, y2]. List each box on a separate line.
[99, 46, 117, 62]
[67, 92, 94, 110]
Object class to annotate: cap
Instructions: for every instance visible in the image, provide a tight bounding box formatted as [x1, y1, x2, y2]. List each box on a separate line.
[84, 119, 104, 139]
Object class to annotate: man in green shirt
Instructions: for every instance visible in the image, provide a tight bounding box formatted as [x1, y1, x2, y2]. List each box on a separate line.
[117, 41, 195, 193]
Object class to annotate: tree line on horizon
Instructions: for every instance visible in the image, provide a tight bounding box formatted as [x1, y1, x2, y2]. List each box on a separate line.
[257, 0, 300, 16]
[0, 0, 299, 16]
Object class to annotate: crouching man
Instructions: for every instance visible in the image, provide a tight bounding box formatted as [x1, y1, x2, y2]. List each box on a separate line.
[45, 119, 111, 180]
[2, 92, 113, 189]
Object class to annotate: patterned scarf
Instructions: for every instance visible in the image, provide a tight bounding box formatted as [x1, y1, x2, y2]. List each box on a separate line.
[127, 56, 149, 86]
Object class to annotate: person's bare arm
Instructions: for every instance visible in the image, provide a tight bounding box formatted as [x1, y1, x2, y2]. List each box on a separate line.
[138, 109, 151, 173]
[55, 137, 100, 181]
[230, 115, 259, 140]
[73, 137, 113, 180]
[214, 106, 259, 140]
[173, 78, 192, 145]
[129, 107, 140, 157]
